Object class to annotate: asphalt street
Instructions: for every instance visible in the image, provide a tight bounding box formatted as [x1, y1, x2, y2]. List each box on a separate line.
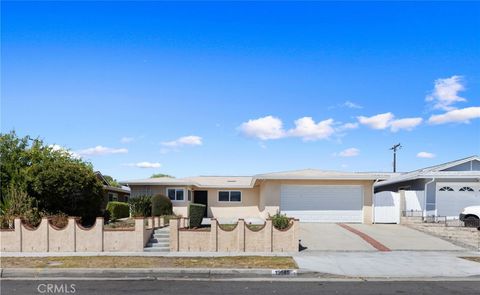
[2, 280, 480, 295]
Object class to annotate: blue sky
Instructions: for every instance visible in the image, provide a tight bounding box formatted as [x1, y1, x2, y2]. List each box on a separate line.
[2, 1, 479, 180]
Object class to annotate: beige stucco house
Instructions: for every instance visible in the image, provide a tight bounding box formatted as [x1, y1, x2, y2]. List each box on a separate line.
[122, 169, 390, 224]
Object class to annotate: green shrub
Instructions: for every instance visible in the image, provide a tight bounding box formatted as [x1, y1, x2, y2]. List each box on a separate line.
[128, 196, 152, 217]
[188, 203, 206, 228]
[106, 201, 129, 221]
[151, 194, 173, 216]
[271, 213, 290, 230]
[0, 187, 43, 229]
[49, 212, 69, 228]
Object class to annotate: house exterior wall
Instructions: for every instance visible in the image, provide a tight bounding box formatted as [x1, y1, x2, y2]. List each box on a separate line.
[130, 180, 376, 224]
[203, 187, 261, 219]
[258, 179, 375, 224]
[130, 185, 193, 217]
[375, 177, 478, 212]
[443, 160, 480, 171]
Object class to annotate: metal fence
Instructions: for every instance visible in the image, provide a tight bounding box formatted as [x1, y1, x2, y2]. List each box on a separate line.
[402, 210, 423, 217]
[427, 216, 480, 228]
[402, 210, 480, 228]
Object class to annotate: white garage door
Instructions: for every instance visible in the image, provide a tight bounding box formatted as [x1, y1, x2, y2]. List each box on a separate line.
[436, 182, 480, 218]
[280, 185, 363, 222]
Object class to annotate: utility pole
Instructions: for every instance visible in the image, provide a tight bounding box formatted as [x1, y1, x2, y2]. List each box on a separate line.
[390, 143, 402, 172]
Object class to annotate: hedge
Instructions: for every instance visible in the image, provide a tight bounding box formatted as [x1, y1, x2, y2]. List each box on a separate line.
[152, 194, 173, 216]
[128, 196, 152, 217]
[188, 203, 206, 228]
[106, 201, 129, 221]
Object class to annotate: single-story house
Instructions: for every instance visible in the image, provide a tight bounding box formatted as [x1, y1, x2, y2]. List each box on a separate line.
[96, 172, 131, 207]
[375, 155, 480, 218]
[121, 169, 390, 224]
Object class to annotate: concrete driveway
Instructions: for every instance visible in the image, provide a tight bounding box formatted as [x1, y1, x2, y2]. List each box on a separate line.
[299, 223, 464, 251]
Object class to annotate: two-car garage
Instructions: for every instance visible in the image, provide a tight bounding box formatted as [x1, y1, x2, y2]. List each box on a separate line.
[280, 185, 364, 223]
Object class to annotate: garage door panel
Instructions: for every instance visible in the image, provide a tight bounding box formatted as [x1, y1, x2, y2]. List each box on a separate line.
[436, 182, 480, 218]
[280, 185, 363, 223]
[282, 210, 362, 222]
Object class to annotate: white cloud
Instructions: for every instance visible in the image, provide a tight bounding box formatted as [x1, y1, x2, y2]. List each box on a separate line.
[428, 107, 480, 125]
[358, 113, 422, 132]
[288, 117, 335, 141]
[417, 152, 436, 159]
[357, 112, 395, 130]
[343, 101, 363, 109]
[49, 144, 81, 159]
[337, 122, 359, 131]
[238, 116, 286, 140]
[161, 135, 203, 147]
[120, 137, 134, 144]
[337, 147, 360, 157]
[390, 117, 423, 132]
[127, 162, 162, 168]
[76, 145, 128, 156]
[426, 75, 466, 111]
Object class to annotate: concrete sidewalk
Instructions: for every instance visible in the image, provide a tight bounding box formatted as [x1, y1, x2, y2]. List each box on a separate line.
[294, 251, 480, 278]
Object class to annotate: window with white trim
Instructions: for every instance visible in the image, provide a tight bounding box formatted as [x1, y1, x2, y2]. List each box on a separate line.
[459, 187, 474, 192]
[439, 187, 454, 192]
[218, 191, 242, 202]
[167, 188, 185, 201]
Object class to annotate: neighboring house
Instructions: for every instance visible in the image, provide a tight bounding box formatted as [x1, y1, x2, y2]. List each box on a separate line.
[375, 155, 480, 218]
[95, 172, 131, 207]
[121, 169, 390, 224]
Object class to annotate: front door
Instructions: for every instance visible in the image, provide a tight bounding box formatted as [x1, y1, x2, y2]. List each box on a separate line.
[194, 190, 208, 217]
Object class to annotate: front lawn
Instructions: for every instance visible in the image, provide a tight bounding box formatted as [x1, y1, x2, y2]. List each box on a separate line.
[0, 256, 297, 269]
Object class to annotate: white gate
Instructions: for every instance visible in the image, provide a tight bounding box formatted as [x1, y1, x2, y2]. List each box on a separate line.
[374, 191, 400, 224]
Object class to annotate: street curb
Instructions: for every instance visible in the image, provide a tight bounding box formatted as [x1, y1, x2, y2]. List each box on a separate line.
[2, 268, 480, 282]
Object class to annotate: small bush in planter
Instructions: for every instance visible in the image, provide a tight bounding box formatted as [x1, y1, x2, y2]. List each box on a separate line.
[152, 194, 173, 216]
[106, 201, 129, 221]
[49, 212, 69, 228]
[188, 203, 206, 228]
[271, 213, 290, 230]
[128, 195, 152, 217]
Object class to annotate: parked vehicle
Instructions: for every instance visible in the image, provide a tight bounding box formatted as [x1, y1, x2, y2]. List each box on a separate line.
[459, 206, 480, 227]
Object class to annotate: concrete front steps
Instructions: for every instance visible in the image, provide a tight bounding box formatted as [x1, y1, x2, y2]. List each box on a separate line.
[144, 227, 170, 252]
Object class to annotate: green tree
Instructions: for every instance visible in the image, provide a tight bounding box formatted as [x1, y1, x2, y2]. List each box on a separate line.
[150, 173, 174, 178]
[0, 131, 104, 224]
[103, 175, 121, 188]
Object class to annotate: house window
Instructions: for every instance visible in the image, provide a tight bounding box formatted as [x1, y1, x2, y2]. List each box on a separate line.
[108, 193, 118, 202]
[188, 190, 192, 201]
[459, 187, 474, 192]
[439, 187, 454, 192]
[218, 191, 242, 202]
[167, 188, 185, 201]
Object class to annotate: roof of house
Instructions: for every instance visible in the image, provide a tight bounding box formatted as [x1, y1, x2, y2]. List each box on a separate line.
[375, 155, 480, 187]
[120, 176, 253, 188]
[252, 169, 391, 181]
[95, 171, 131, 194]
[121, 169, 391, 188]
